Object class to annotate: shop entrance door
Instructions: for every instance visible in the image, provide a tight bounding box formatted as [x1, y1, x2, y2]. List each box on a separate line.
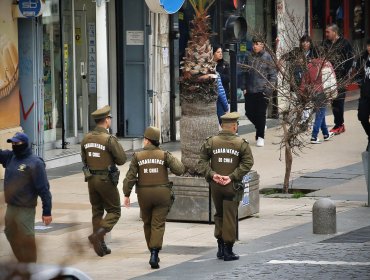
[75, 9, 89, 139]
[74, 0, 97, 139]
[18, 18, 44, 157]
[118, 0, 149, 137]
[325, 0, 350, 38]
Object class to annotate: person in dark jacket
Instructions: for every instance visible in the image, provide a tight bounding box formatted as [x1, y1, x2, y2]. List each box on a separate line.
[323, 23, 354, 135]
[281, 35, 318, 124]
[356, 39, 370, 150]
[0, 132, 52, 263]
[294, 35, 317, 84]
[213, 44, 230, 100]
[241, 37, 277, 147]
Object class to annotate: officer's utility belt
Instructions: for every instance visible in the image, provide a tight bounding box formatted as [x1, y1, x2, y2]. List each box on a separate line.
[233, 181, 245, 191]
[136, 183, 173, 189]
[90, 170, 109, 175]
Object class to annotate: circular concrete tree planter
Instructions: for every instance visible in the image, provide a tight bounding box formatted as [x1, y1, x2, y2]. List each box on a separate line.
[167, 170, 260, 222]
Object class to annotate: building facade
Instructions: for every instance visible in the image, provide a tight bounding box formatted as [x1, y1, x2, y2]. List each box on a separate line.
[311, 0, 370, 47]
[0, 0, 179, 175]
[1, 0, 368, 177]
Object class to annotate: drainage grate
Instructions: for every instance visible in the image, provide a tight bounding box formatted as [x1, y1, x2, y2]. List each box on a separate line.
[320, 226, 370, 243]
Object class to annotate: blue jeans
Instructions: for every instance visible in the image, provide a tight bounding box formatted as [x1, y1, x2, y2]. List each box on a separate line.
[312, 107, 329, 138]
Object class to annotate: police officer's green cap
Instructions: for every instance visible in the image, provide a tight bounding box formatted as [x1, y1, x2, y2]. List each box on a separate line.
[91, 105, 112, 120]
[221, 112, 240, 123]
[144, 126, 160, 141]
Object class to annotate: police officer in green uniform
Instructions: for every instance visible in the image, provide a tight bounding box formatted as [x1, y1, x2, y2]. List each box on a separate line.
[197, 112, 254, 261]
[122, 126, 185, 269]
[81, 105, 127, 257]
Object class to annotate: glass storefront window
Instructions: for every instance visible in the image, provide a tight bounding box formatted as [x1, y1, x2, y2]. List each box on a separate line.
[42, 0, 62, 144]
[42, 0, 75, 143]
[245, 0, 264, 38]
[62, 0, 75, 139]
[43, 0, 97, 147]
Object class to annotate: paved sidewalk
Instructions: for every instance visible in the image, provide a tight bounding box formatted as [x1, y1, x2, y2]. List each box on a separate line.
[0, 96, 369, 279]
[135, 207, 370, 280]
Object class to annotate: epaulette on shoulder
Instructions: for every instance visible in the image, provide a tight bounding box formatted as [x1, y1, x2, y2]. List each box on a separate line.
[242, 138, 249, 144]
[206, 136, 212, 140]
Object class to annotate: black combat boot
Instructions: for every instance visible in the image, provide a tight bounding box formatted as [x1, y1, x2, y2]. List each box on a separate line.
[223, 243, 239, 261]
[217, 239, 224, 259]
[101, 240, 111, 254]
[88, 228, 107, 257]
[149, 248, 160, 269]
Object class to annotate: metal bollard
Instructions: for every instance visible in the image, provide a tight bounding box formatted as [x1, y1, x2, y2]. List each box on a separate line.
[312, 198, 336, 234]
[362, 151, 370, 206]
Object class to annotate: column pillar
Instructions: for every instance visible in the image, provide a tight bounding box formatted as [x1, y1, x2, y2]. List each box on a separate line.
[96, 0, 109, 108]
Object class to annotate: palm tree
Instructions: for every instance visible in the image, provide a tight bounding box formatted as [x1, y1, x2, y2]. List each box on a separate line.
[180, 0, 218, 175]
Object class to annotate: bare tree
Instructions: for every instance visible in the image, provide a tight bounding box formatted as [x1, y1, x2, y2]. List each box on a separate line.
[242, 7, 358, 193]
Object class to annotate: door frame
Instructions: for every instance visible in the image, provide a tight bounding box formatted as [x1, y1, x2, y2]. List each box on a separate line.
[116, 0, 149, 137]
[74, 9, 89, 138]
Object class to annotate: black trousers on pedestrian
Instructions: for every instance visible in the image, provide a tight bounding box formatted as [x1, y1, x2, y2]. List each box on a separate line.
[358, 96, 370, 139]
[331, 89, 346, 127]
[244, 92, 269, 139]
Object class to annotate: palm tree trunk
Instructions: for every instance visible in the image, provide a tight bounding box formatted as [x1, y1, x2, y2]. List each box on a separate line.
[180, 100, 219, 174]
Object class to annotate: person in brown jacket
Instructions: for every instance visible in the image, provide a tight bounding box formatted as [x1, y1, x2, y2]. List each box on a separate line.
[197, 112, 254, 261]
[122, 126, 185, 269]
[81, 105, 127, 257]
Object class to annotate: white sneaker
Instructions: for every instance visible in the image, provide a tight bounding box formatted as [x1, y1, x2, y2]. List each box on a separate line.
[310, 137, 321, 144]
[324, 132, 335, 141]
[256, 137, 264, 147]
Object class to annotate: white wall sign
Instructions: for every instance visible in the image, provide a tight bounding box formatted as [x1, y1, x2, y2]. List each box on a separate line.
[126, 31, 144, 45]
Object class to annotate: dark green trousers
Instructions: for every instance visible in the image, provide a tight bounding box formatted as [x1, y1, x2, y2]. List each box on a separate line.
[88, 175, 121, 232]
[211, 183, 238, 244]
[137, 187, 171, 250]
[5, 205, 37, 262]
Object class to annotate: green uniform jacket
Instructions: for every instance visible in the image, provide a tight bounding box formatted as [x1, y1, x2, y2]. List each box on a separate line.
[81, 126, 127, 167]
[122, 144, 185, 197]
[197, 130, 254, 182]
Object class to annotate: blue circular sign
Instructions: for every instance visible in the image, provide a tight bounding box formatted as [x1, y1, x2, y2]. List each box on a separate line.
[19, 0, 42, 18]
[160, 0, 185, 14]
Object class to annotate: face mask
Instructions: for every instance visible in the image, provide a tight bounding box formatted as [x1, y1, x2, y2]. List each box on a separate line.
[12, 143, 28, 156]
